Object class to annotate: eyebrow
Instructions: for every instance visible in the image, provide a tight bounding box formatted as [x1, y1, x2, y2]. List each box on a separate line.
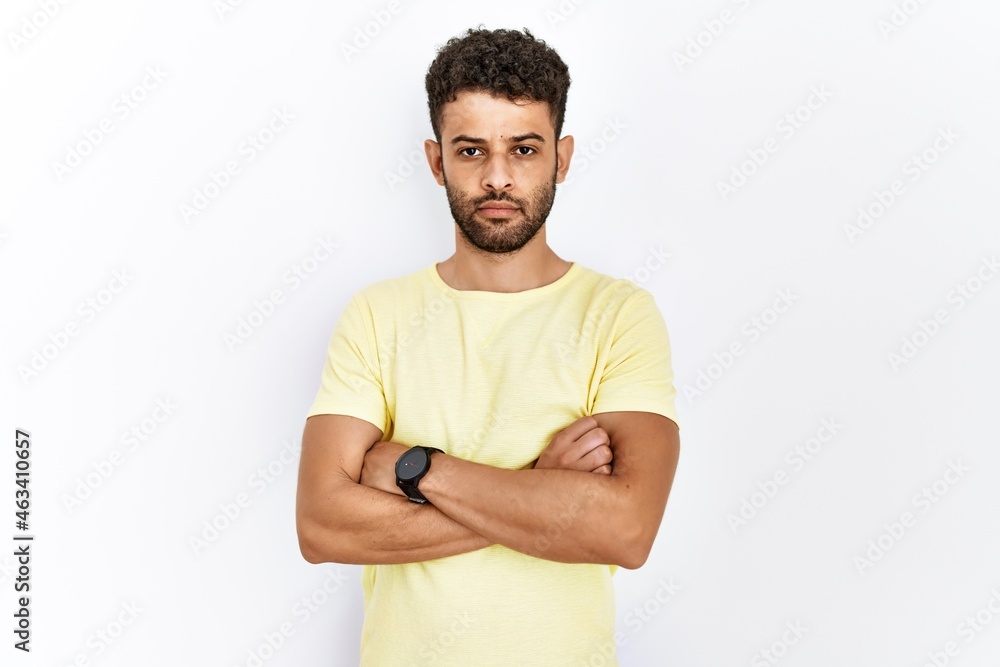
[450, 132, 547, 145]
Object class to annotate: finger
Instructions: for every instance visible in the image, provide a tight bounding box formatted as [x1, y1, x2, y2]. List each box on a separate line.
[586, 444, 613, 470]
[572, 427, 611, 459]
[560, 415, 600, 443]
[592, 464, 612, 475]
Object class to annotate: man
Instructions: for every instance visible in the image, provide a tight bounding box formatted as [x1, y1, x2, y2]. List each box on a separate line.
[296, 26, 680, 666]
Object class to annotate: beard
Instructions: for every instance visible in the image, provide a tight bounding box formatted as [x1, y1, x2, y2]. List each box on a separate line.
[443, 165, 557, 255]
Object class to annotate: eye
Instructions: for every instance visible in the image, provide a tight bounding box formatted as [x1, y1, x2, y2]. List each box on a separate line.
[459, 147, 483, 157]
[514, 146, 536, 156]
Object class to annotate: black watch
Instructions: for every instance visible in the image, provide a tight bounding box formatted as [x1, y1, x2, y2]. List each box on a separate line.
[395, 446, 444, 504]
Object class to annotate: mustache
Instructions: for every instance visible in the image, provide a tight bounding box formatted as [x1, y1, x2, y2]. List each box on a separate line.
[477, 194, 521, 206]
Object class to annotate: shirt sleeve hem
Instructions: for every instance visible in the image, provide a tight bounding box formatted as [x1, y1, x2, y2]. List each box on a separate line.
[590, 403, 680, 429]
[305, 402, 387, 435]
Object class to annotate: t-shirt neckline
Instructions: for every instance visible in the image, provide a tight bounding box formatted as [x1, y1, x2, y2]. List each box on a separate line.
[427, 261, 581, 300]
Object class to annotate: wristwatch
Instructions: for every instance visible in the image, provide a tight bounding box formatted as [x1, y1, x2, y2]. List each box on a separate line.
[395, 446, 444, 504]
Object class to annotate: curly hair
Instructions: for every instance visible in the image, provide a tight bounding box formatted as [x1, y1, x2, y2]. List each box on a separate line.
[425, 26, 571, 143]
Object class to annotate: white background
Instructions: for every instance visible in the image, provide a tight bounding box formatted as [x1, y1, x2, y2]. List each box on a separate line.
[2, 1, 1000, 666]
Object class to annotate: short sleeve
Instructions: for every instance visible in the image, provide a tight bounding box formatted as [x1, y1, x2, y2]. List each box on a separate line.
[306, 293, 388, 435]
[591, 290, 680, 429]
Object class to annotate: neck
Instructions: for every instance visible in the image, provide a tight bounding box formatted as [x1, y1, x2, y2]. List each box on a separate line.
[437, 234, 571, 293]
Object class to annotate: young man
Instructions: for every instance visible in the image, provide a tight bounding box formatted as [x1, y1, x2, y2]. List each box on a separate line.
[296, 27, 680, 667]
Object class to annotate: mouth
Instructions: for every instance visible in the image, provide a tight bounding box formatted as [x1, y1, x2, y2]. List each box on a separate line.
[477, 203, 520, 217]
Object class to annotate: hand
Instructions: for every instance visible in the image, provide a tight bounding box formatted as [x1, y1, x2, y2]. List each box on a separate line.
[360, 441, 410, 497]
[534, 415, 613, 474]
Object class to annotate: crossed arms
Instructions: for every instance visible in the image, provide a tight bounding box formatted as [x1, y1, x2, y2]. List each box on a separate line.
[296, 409, 680, 570]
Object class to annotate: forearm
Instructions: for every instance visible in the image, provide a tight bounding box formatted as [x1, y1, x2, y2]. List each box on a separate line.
[299, 479, 491, 565]
[419, 454, 636, 567]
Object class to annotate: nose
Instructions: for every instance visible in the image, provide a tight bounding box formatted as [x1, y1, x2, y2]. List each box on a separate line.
[481, 153, 514, 192]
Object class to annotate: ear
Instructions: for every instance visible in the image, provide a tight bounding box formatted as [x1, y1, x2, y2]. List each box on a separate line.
[425, 139, 445, 186]
[555, 134, 575, 184]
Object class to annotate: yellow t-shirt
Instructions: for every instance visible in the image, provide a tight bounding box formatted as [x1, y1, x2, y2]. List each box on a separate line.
[307, 260, 680, 667]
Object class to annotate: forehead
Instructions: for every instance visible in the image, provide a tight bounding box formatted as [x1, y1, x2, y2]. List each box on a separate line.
[439, 90, 552, 141]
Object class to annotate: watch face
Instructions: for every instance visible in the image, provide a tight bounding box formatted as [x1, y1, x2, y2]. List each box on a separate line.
[396, 448, 428, 482]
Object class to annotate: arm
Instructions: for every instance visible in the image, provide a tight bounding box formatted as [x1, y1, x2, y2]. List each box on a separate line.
[362, 411, 680, 569]
[295, 413, 492, 565]
[425, 411, 679, 569]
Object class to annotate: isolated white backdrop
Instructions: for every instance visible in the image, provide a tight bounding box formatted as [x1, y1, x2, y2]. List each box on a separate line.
[2, 1, 1000, 665]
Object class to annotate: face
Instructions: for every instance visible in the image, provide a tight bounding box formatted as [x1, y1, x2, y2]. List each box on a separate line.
[425, 90, 574, 255]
